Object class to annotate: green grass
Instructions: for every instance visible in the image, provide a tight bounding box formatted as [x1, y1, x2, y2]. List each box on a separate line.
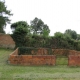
[56, 56, 68, 65]
[0, 48, 80, 80]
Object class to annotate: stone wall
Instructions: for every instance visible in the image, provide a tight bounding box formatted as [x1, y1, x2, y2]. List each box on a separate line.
[8, 48, 56, 66]
[0, 33, 15, 49]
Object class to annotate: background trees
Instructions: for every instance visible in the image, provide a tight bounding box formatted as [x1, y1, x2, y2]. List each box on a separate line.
[9, 17, 80, 50]
[54, 32, 64, 39]
[0, 1, 12, 33]
[10, 18, 50, 48]
[0, 0, 80, 50]
[30, 17, 50, 36]
[64, 29, 77, 40]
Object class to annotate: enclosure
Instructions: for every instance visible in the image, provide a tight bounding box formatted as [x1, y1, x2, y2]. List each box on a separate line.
[8, 47, 80, 66]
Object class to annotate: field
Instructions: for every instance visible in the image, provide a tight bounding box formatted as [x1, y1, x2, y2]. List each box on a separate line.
[0, 48, 80, 80]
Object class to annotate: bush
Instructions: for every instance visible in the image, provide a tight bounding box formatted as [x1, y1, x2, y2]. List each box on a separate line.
[18, 47, 35, 55]
[18, 47, 53, 55]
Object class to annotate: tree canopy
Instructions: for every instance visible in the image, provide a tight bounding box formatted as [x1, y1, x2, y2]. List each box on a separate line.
[54, 32, 64, 39]
[11, 21, 29, 30]
[0, 1, 12, 33]
[64, 29, 77, 40]
[30, 17, 50, 36]
[11, 21, 31, 47]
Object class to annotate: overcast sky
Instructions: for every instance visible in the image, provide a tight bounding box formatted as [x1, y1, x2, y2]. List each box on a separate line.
[4, 0, 80, 35]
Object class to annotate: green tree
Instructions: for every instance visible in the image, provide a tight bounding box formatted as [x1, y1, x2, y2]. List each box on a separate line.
[11, 21, 29, 30]
[30, 17, 50, 35]
[11, 21, 31, 35]
[11, 26, 28, 47]
[11, 21, 30, 47]
[54, 32, 64, 39]
[64, 29, 77, 40]
[0, 1, 12, 33]
[77, 34, 80, 40]
[42, 24, 50, 37]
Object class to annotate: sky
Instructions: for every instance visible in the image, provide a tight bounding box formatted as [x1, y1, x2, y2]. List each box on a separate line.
[4, 0, 80, 35]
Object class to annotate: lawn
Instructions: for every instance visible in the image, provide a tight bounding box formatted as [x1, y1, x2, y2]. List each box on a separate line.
[0, 48, 80, 80]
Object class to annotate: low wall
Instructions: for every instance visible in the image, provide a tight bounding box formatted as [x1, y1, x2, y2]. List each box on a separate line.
[8, 48, 80, 66]
[68, 55, 80, 66]
[52, 49, 80, 56]
[19, 48, 80, 56]
[10, 48, 18, 55]
[8, 48, 56, 66]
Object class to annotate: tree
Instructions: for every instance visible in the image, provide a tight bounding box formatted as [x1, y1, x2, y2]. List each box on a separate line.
[11, 21, 31, 35]
[77, 34, 80, 40]
[30, 17, 50, 35]
[64, 29, 77, 40]
[41, 24, 50, 37]
[12, 26, 28, 47]
[11, 21, 29, 30]
[54, 32, 64, 39]
[0, 1, 12, 33]
[11, 21, 30, 47]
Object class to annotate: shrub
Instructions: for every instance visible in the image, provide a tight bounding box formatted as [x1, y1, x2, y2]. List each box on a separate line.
[18, 47, 35, 55]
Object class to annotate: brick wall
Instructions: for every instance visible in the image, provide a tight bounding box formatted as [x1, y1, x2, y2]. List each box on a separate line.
[31, 48, 80, 56]
[52, 49, 80, 56]
[0, 33, 15, 49]
[68, 50, 80, 66]
[31, 48, 48, 55]
[8, 48, 56, 66]
[8, 48, 80, 66]
[68, 55, 80, 66]
[10, 48, 18, 55]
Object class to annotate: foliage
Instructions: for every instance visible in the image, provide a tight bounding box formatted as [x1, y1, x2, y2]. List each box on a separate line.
[54, 32, 64, 39]
[0, 1, 12, 33]
[76, 41, 80, 51]
[18, 47, 53, 55]
[42, 24, 50, 37]
[31, 35, 45, 47]
[11, 25, 28, 47]
[11, 21, 30, 33]
[64, 29, 77, 40]
[77, 34, 80, 40]
[18, 47, 35, 55]
[11, 21, 31, 48]
[18, 34, 80, 51]
[10, 20, 80, 51]
[30, 17, 50, 35]
[18, 47, 70, 56]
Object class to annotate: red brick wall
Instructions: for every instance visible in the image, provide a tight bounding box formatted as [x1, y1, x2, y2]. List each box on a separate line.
[0, 33, 15, 49]
[8, 48, 80, 66]
[31, 48, 48, 55]
[68, 55, 80, 66]
[52, 49, 69, 56]
[10, 48, 18, 55]
[31, 48, 80, 56]
[8, 48, 56, 66]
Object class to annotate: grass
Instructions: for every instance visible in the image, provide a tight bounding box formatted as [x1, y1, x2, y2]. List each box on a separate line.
[0, 48, 80, 80]
[56, 56, 68, 65]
